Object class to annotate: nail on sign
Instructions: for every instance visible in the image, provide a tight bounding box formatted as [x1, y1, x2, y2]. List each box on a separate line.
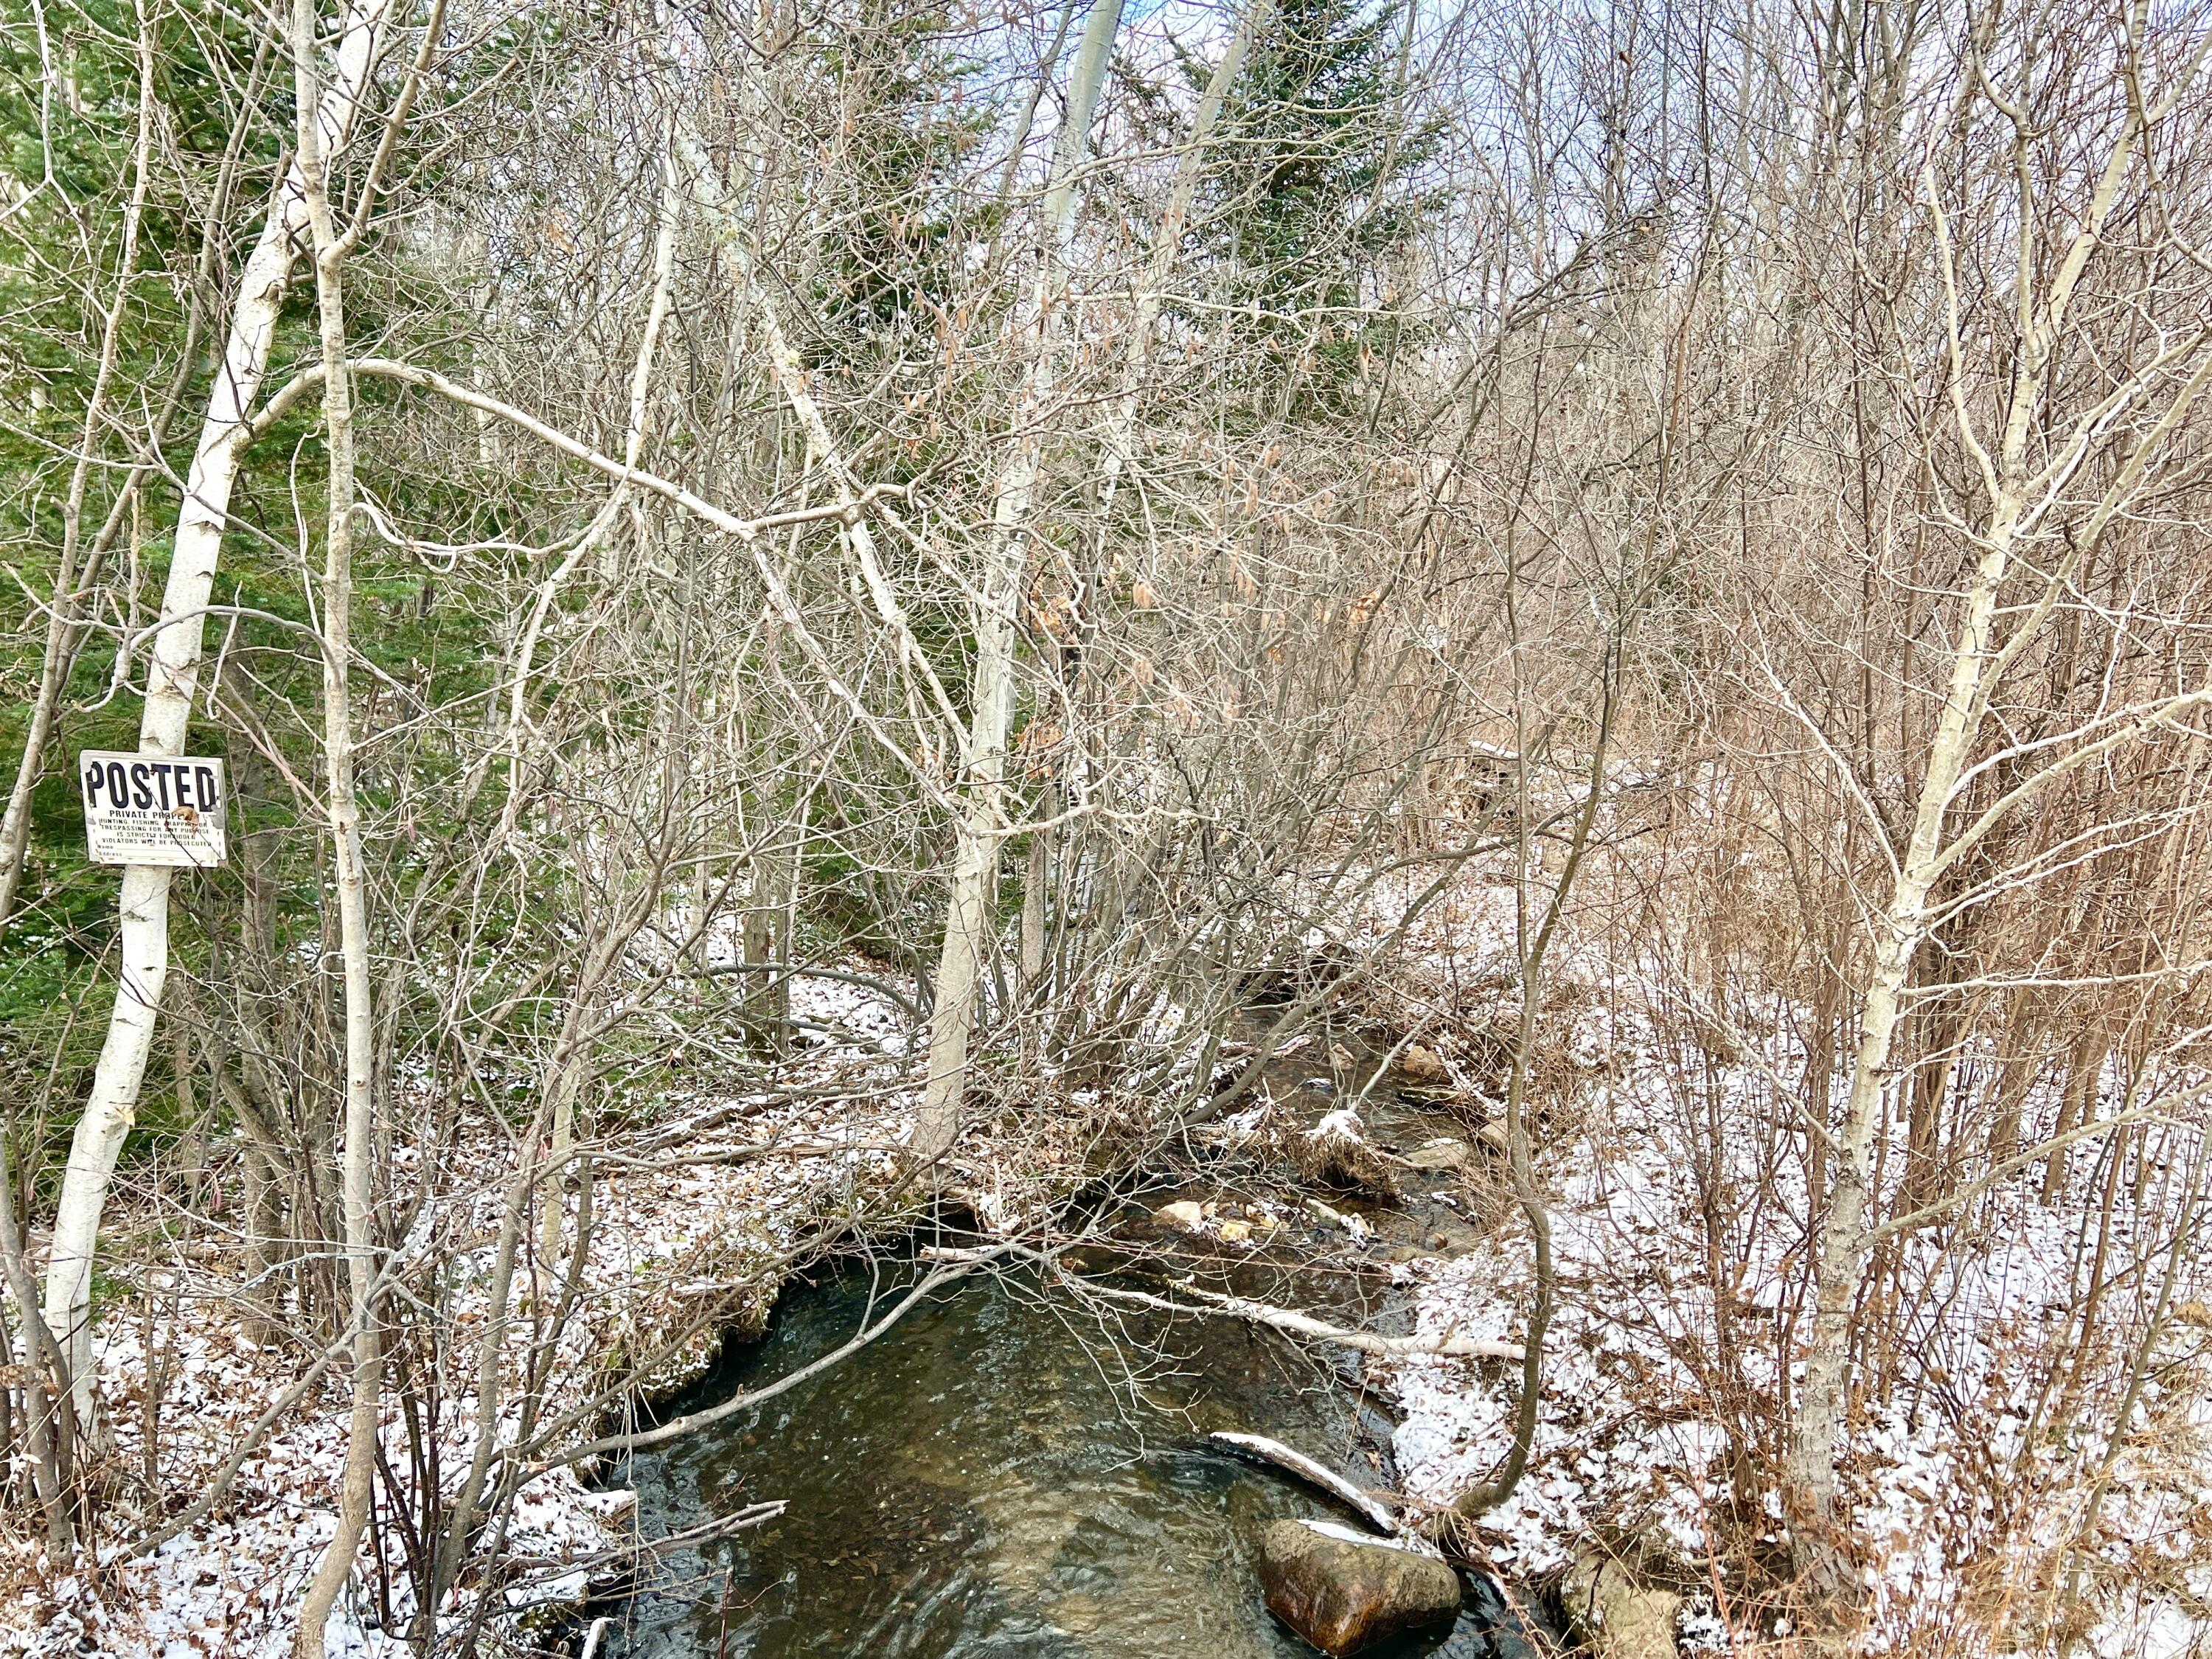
[78, 751, 228, 868]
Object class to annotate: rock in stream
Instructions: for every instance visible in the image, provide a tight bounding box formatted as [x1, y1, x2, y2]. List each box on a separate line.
[1559, 1548, 1683, 1659]
[1256, 1518, 1462, 1655]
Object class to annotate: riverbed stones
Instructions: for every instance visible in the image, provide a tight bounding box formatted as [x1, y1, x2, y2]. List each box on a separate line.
[1257, 1519, 1461, 1655]
[1559, 1548, 1682, 1659]
[1399, 1045, 1453, 1086]
[1403, 1137, 1473, 1172]
[1425, 1220, 1481, 1255]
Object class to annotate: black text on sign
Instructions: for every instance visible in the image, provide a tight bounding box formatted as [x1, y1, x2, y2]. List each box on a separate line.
[78, 751, 229, 868]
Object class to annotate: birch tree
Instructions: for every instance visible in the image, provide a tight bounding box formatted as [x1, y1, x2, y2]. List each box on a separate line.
[909, 0, 1127, 1166]
[1787, 7, 2212, 1603]
[38, 0, 398, 1417]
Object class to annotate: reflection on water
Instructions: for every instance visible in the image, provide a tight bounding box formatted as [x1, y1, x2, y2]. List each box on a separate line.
[608, 1262, 1540, 1658]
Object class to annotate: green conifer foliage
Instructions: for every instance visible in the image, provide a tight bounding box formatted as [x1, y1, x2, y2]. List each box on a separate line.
[815, 0, 992, 343]
[1196, 0, 1436, 401]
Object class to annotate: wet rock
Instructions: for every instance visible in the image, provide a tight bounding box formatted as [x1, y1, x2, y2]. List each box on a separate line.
[1403, 1138, 1473, 1172]
[1258, 1519, 1461, 1655]
[1399, 1045, 1453, 1087]
[1155, 1200, 1207, 1233]
[1304, 1197, 1371, 1242]
[1559, 1549, 1681, 1659]
[1424, 1220, 1481, 1255]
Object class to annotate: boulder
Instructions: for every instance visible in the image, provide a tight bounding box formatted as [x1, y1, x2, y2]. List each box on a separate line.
[1399, 1045, 1453, 1087]
[1257, 1519, 1461, 1655]
[1403, 1138, 1473, 1172]
[1559, 1548, 1681, 1659]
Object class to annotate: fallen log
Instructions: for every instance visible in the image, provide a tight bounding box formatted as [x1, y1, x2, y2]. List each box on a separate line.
[913, 1240, 1526, 1363]
[1210, 1431, 1401, 1536]
[1084, 1276, 1526, 1363]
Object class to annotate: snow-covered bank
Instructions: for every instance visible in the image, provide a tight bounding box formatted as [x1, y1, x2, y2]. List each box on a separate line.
[1377, 943, 2212, 1657]
[4, 973, 940, 1658]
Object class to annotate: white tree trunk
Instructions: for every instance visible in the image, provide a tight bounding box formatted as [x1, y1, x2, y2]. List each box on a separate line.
[1091, 0, 1270, 533]
[1787, 516, 2011, 1531]
[41, 0, 393, 1416]
[1015, 0, 1265, 1007]
[1786, 97, 2167, 1583]
[289, 0, 379, 1640]
[911, 0, 1125, 1166]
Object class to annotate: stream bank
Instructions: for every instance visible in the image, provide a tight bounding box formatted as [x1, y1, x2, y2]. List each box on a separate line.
[596, 1035, 1562, 1658]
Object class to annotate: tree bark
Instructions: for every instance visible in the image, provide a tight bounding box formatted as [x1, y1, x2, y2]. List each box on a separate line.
[291, 0, 383, 1640]
[1784, 102, 2168, 1593]
[911, 0, 1125, 1167]
[40, 0, 394, 1419]
[1090, 0, 1271, 535]
[530, 140, 681, 1278]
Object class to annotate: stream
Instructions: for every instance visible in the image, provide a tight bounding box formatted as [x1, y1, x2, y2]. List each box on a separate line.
[605, 1043, 1549, 1658]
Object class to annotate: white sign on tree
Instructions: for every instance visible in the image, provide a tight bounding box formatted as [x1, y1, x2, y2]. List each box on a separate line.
[77, 751, 228, 868]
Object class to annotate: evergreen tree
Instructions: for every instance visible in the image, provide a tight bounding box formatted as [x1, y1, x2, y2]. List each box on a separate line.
[813, 0, 992, 346]
[1195, 0, 1435, 396]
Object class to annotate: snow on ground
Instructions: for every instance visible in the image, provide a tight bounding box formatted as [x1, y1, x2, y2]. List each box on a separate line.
[1377, 921, 2212, 1655]
[1388, 1070, 1742, 1571]
[4, 967, 937, 1658]
[18, 846, 2212, 1657]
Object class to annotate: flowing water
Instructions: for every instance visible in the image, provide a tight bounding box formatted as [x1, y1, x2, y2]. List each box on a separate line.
[606, 1040, 1548, 1659]
[606, 1260, 1544, 1659]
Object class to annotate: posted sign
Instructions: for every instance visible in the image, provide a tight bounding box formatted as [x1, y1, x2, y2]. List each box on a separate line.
[78, 751, 228, 868]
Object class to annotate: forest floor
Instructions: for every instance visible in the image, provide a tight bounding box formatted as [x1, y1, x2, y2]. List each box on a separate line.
[10, 858, 2212, 1657]
[1358, 860, 2212, 1658]
[5, 971, 978, 1657]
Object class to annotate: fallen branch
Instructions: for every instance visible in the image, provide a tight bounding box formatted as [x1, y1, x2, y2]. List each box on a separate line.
[925, 1236, 1526, 1360]
[588, 1138, 908, 1175]
[1071, 1273, 1526, 1362]
[499, 1501, 788, 1610]
[535, 1248, 1012, 1469]
[1209, 1431, 1399, 1535]
[695, 959, 925, 1023]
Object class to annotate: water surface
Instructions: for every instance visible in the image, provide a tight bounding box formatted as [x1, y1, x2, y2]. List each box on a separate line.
[608, 1258, 1540, 1659]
